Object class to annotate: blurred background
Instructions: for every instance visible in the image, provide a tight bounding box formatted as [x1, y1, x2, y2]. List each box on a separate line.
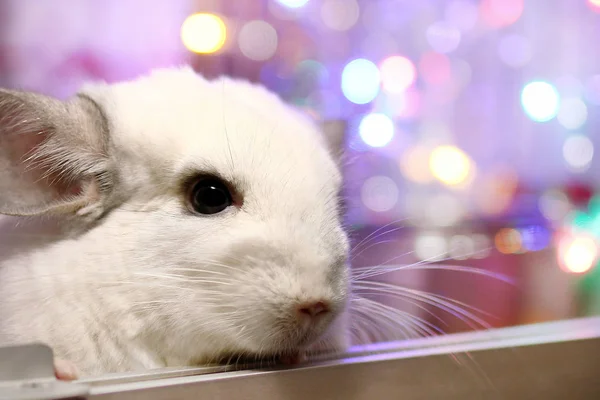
[1, 0, 599, 341]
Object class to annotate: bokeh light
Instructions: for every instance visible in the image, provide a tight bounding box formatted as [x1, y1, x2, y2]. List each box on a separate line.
[588, 0, 600, 13]
[557, 98, 588, 130]
[426, 22, 461, 54]
[520, 225, 551, 252]
[559, 235, 598, 274]
[481, 0, 524, 28]
[387, 89, 421, 119]
[495, 228, 522, 254]
[472, 234, 492, 259]
[358, 113, 395, 148]
[444, 0, 479, 32]
[475, 168, 519, 215]
[181, 13, 227, 54]
[429, 145, 472, 186]
[321, 0, 359, 31]
[449, 235, 475, 260]
[497, 34, 532, 68]
[361, 175, 399, 213]
[415, 233, 447, 261]
[562, 134, 594, 172]
[341, 58, 380, 104]
[521, 81, 560, 122]
[399, 145, 434, 183]
[276, 0, 309, 8]
[379, 56, 416, 93]
[238, 20, 278, 61]
[426, 193, 465, 227]
[419, 52, 451, 86]
[539, 189, 572, 221]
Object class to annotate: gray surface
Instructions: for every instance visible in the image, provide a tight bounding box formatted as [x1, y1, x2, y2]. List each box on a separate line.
[82, 316, 600, 400]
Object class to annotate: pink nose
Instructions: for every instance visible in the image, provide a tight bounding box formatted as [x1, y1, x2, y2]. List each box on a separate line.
[297, 301, 330, 318]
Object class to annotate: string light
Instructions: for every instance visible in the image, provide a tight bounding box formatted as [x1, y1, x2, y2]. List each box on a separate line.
[495, 228, 522, 254]
[358, 113, 395, 148]
[341, 58, 380, 104]
[563, 135, 594, 172]
[320, 0, 359, 31]
[415, 233, 447, 261]
[181, 13, 227, 54]
[360, 176, 399, 213]
[521, 81, 560, 122]
[481, 0, 524, 28]
[557, 98, 588, 130]
[379, 56, 416, 93]
[426, 21, 461, 54]
[276, 0, 309, 8]
[588, 0, 600, 13]
[429, 145, 472, 186]
[238, 20, 278, 61]
[559, 235, 598, 274]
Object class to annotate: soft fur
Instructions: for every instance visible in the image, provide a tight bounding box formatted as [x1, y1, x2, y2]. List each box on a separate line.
[0, 66, 350, 376]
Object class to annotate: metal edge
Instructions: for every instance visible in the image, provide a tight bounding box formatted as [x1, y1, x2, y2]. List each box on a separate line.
[85, 316, 600, 395]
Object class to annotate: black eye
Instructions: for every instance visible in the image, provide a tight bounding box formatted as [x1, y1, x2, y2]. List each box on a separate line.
[189, 178, 233, 215]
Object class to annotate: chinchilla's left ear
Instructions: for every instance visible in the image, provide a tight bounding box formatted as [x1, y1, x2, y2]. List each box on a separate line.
[0, 89, 115, 219]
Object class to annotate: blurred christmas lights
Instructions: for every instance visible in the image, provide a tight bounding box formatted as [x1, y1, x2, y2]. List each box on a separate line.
[341, 58, 380, 104]
[360, 175, 399, 213]
[539, 189, 572, 221]
[558, 234, 598, 274]
[399, 145, 434, 184]
[379, 56, 416, 94]
[480, 0, 524, 28]
[562, 135, 594, 173]
[588, 0, 600, 12]
[449, 235, 475, 260]
[415, 233, 447, 261]
[320, 0, 359, 31]
[521, 81, 560, 122]
[429, 145, 472, 186]
[238, 20, 278, 61]
[520, 225, 551, 252]
[475, 168, 518, 215]
[426, 22, 461, 54]
[181, 13, 227, 54]
[358, 113, 394, 148]
[495, 228, 522, 254]
[276, 0, 309, 8]
[419, 52, 451, 86]
[426, 193, 464, 227]
[472, 234, 492, 259]
[557, 98, 588, 130]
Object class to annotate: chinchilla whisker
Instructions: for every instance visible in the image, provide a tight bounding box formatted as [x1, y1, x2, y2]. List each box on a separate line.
[353, 281, 492, 330]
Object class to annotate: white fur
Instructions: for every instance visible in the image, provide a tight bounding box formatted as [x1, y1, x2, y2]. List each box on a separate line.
[0, 67, 350, 376]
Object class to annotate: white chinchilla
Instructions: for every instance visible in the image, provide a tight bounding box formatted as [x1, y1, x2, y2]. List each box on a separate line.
[0, 66, 350, 377]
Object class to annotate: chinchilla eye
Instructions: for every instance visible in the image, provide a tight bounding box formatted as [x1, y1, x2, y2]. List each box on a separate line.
[188, 177, 233, 215]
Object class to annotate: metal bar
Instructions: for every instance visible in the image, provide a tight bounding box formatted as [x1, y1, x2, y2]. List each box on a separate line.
[80, 316, 600, 399]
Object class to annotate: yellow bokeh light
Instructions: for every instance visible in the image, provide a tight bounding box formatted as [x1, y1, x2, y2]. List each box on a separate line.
[181, 13, 227, 54]
[428, 145, 472, 186]
[560, 236, 597, 274]
[399, 145, 434, 184]
[494, 228, 522, 254]
[589, 0, 600, 7]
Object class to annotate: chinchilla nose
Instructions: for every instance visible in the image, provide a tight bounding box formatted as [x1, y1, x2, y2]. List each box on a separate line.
[296, 300, 330, 321]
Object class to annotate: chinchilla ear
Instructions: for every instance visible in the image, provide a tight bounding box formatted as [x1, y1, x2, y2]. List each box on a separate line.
[0, 89, 114, 219]
[320, 120, 347, 164]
